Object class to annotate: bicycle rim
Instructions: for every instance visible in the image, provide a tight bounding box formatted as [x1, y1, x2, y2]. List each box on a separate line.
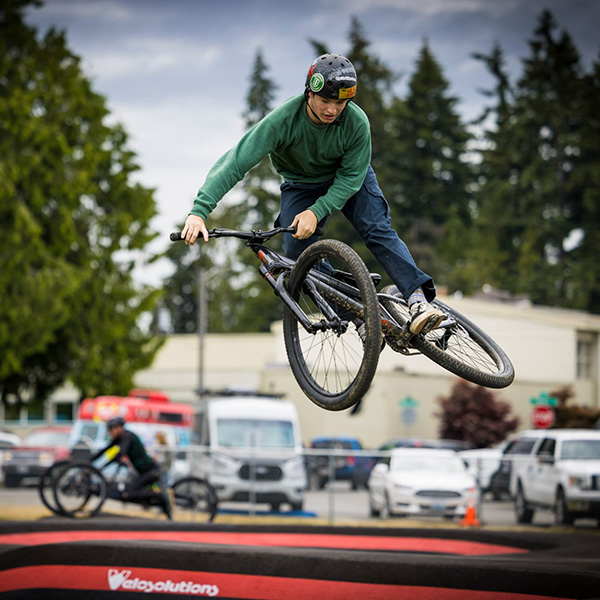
[53, 462, 107, 518]
[381, 289, 514, 388]
[283, 239, 381, 410]
[172, 477, 218, 522]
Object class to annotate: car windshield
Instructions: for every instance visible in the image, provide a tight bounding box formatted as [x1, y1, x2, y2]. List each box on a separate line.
[391, 456, 465, 473]
[560, 440, 600, 460]
[313, 440, 352, 450]
[23, 430, 70, 447]
[506, 439, 537, 454]
[217, 419, 295, 449]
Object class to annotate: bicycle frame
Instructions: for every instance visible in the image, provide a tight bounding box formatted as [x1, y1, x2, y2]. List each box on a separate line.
[172, 226, 420, 343]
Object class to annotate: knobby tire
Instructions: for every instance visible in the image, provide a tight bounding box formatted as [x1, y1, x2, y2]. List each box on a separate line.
[380, 286, 514, 388]
[283, 239, 381, 410]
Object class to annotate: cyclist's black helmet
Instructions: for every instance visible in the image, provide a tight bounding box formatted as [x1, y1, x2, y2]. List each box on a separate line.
[305, 53, 357, 100]
[107, 416, 126, 429]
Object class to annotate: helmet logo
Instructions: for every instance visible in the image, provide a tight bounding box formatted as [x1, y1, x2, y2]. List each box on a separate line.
[310, 73, 325, 93]
[338, 85, 357, 100]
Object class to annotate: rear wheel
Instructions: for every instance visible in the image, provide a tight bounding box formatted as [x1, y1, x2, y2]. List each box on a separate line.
[52, 462, 107, 518]
[380, 286, 514, 389]
[171, 477, 218, 522]
[283, 240, 382, 411]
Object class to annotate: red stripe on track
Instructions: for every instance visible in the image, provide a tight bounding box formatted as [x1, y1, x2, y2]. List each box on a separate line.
[0, 530, 528, 555]
[0, 565, 573, 599]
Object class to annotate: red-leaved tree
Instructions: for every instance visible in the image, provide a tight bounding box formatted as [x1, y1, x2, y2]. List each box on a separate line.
[436, 380, 520, 448]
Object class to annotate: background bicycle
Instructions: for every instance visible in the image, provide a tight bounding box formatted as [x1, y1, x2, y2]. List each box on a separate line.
[39, 460, 218, 522]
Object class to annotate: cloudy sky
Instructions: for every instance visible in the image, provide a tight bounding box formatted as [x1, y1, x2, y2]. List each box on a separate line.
[25, 0, 600, 286]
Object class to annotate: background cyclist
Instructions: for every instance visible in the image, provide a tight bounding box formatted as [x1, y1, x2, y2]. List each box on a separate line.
[91, 416, 172, 519]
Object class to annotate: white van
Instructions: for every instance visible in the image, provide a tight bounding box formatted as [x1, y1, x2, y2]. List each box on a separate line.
[182, 395, 307, 512]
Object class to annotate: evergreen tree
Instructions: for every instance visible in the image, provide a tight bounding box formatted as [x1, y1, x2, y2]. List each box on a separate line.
[472, 11, 600, 312]
[387, 40, 473, 289]
[0, 0, 163, 408]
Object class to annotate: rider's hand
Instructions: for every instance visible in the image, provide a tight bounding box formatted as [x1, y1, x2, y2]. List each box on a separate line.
[181, 214, 209, 245]
[292, 210, 318, 240]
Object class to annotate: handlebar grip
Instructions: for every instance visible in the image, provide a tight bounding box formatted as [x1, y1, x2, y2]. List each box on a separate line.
[170, 232, 184, 242]
[314, 227, 324, 236]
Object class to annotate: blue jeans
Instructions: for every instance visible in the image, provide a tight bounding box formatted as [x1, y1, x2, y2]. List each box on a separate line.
[276, 166, 436, 301]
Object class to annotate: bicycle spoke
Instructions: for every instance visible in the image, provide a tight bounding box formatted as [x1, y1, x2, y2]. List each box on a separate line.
[424, 326, 501, 375]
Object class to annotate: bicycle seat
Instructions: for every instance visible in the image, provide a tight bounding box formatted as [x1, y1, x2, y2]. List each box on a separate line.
[331, 269, 382, 288]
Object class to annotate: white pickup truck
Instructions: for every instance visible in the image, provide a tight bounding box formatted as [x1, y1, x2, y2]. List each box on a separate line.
[513, 429, 600, 526]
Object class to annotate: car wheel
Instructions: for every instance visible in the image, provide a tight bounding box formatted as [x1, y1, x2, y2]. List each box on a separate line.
[4, 474, 21, 488]
[380, 492, 392, 519]
[290, 500, 303, 512]
[369, 496, 380, 517]
[555, 488, 575, 526]
[515, 483, 534, 524]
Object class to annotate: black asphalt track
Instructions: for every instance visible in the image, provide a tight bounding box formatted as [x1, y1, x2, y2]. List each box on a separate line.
[0, 515, 599, 599]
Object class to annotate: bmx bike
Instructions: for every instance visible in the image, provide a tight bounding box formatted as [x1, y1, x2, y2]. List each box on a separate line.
[38, 460, 218, 521]
[171, 226, 514, 411]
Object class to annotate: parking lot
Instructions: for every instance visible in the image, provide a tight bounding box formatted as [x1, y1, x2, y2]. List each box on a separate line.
[2, 482, 599, 530]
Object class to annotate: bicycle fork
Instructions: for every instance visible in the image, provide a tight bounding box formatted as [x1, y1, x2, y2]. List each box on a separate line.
[258, 263, 347, 334]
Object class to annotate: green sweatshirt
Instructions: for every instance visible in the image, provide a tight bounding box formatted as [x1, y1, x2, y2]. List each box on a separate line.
[190, 94, 372, 222]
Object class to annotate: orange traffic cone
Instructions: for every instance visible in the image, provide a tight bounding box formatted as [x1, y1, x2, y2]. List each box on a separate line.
[460, 502, 481, 527]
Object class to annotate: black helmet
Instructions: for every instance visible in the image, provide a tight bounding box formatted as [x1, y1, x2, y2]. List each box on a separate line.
[305, 53, 357, 100]
[107, 416, 126, 429]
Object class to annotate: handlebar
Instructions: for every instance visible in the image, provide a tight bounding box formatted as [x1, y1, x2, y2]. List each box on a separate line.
[170, 225, 324, 243]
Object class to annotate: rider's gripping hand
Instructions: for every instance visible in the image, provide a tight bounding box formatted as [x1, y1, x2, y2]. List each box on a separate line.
[181, 214, 209, 245]
[292, 209, 318, 240]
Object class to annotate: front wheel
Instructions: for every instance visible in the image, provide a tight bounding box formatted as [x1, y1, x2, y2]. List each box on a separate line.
[171, 477, 218, 522]
[283, 240, 382, 411]
[380, 286, 514, 389]
[555, 488, 575, 526]
[52, 462, 107, 518]
[514, 484, 534, 524]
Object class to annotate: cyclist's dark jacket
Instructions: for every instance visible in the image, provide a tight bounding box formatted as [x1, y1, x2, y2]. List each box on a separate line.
[190, 94, 372, 223]
[92, 430, 157, 475]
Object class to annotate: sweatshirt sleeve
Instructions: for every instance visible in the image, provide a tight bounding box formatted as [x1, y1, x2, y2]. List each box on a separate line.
[190, 116, 282, 220]
[309, 119, 372, 222]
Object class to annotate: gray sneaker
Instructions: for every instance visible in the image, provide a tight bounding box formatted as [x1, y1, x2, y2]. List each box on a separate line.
[357, 323, 385, 352]
[409, 302, 445, 335]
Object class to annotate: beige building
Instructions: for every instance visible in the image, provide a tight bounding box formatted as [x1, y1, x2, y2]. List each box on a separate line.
[132, 294, 600, 448]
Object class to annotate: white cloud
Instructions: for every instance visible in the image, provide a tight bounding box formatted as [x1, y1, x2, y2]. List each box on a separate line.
[315, 0, 520, 17]
[81, 38, 219, 80]
[40, 0, 133, 22]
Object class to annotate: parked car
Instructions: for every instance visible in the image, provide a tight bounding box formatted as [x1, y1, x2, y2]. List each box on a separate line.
[1, 426, 71, 488]
[305, 436, 376, 490]
[488, 430, 547, 499]
[0, 431, 21, 485]
[378, 438, 475, 452]
[368, 447, 478, 520]
[460, 441, 509, 500]
[174, 395, 307, 512]
[513, 429, 600, 526]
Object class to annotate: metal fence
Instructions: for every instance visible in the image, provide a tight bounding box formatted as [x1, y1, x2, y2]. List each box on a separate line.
[151, 445, 509, 524]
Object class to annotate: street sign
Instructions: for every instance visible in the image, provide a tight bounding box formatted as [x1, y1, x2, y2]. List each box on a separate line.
[531, 405, 555, 429]
[398, 396, 419, 408]
[529, 391, 558, 406]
